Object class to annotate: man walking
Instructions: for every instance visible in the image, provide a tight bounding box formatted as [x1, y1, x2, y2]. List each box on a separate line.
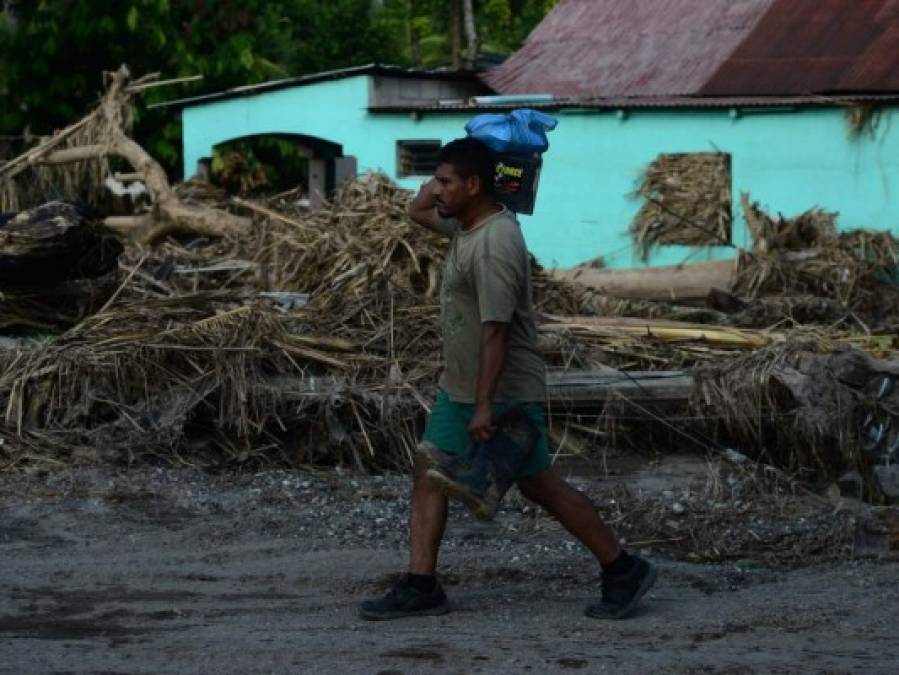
[359, 138, 656, 621]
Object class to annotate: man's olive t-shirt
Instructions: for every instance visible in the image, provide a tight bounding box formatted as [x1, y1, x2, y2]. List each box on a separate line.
[434, 207, 546, 403]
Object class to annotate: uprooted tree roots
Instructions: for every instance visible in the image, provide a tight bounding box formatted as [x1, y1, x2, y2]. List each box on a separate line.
[0, 65, 249, 244]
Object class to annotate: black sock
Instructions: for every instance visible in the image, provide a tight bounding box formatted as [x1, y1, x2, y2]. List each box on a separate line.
[406, 573, 437, 593]
[602, 550, 635, 576]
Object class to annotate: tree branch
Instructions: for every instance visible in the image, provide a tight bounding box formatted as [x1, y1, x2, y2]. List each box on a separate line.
[17, 65, 250, 244]
[41, 145, 108, 164]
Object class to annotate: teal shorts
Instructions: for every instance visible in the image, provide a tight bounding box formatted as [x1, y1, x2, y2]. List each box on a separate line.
[422, 389, 552, 480]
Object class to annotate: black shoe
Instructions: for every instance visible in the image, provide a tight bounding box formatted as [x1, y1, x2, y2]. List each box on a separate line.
[358, 577, 450, 621]
[585, 556, 657, 620]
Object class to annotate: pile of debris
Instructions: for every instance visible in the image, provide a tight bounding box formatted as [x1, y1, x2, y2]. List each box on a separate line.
[0, 293, 413, 469]
[693, 343, 899, 501]
[558, 195, 898, 500]
[0, 175, 446, 471]
[731, 194, 899, 328]
[0, 173, 895, 503]
[0, 68, 898, 509]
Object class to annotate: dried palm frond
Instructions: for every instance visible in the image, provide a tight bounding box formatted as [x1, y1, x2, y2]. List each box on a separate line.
[2, 171, 898, 486]
[630, 153, 732, 260]
[736, 194, 899, 326]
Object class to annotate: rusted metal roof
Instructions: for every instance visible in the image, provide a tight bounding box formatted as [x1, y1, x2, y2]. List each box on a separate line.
[702, 0, 899, 95]
[482, 0, 777, 98]
[484, 0, 899, 99]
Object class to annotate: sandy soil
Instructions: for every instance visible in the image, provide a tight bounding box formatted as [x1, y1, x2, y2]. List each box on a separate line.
[0, 460, 897, 675]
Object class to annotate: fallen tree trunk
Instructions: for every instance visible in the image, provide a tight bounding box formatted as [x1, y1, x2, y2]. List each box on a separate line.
[0, 201, 121, 286]
[549, 258, 737, 303]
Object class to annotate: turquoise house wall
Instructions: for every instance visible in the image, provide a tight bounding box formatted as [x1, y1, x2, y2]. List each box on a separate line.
[181, 77, 899, 269]
[182, 76, 371, 176]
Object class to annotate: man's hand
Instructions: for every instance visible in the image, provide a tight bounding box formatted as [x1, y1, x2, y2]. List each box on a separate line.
[469, 402, 496, 443]
[413, 177, 439, 206]
[407, 178, 442, 232]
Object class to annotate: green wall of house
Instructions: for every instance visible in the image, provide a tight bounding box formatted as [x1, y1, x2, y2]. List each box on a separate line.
[182, 75, 899, 269]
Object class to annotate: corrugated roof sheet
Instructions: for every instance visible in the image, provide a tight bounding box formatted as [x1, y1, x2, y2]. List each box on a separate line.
[482, 0, 776, 98]
[484, 0, 899, 99]
[702, 0, 899, 95]
[151, 64, 480, 110]
[369, 94, 899, 113]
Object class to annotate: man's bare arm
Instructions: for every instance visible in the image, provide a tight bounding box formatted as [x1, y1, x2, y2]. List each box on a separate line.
[407, 178, 452, 236]
[468, 321, 511, 442]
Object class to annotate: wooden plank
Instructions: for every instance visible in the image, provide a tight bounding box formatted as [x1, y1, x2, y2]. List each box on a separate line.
[546, 369, 694, 406]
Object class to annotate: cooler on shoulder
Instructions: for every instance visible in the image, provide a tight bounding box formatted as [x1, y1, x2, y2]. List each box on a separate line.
[465, 108, 557, 215]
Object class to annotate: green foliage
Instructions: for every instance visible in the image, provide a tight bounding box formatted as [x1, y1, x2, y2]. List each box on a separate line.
[211, 136, 309, 195]
[0, 0, 556, 176]
[380, 0, 558, 64]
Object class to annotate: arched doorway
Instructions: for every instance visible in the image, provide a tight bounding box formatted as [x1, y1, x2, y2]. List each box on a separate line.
[204, 133, 356, 206]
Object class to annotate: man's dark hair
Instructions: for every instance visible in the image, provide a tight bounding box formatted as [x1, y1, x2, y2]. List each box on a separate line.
[437, 137, 496, 195]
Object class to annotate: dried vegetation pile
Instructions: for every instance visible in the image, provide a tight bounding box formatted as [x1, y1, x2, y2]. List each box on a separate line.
[0, 173, 601, 471]
[734, 194, 899, 327]
[630, 152, 732, 259]
[692, 343, 899, 501]
[0, 180, 897, 497]
[1, 176, 443, 470]
[1, 71, 898, 515]
[553, 196, 899, 501]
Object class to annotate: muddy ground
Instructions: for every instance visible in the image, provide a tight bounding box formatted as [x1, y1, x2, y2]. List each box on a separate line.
[0, 455, 897, 674]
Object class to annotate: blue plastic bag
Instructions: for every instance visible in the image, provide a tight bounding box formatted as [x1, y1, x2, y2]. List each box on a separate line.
[465, 109, 558, 154]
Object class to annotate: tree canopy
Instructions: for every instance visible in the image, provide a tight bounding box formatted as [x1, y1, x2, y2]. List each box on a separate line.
[0, 0, 556, 175]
